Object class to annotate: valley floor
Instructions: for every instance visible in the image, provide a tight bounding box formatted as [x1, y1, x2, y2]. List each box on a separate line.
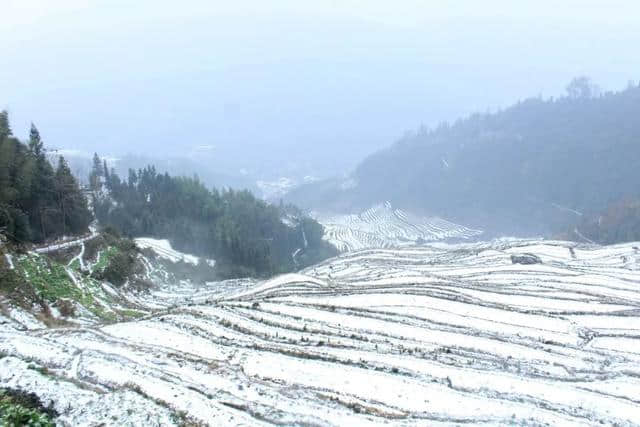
[2, 239, 640, 425]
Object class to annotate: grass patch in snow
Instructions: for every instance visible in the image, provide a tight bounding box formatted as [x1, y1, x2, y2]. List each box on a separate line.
[17, 254, 78, 301]
[0, 264, 43, 310]
[92, 246, 119, 274]
[115, 308, 146, 318]
[14, 254, 117, 321]
[92, 238, 140, 287]
[0, 388, 57, 427]
[68, 258, 81, 271]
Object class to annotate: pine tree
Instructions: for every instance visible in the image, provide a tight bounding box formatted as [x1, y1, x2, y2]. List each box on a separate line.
[28, 123, 44, 156]
[0, 117, 92, 243]
[55, 156, 91, 236]
[89, 152, 103, 191]
[103, 159, 110, 189]
[56, 157, 70, 235]
[0, 110, 11, 140]
[27, 124, 56, 241]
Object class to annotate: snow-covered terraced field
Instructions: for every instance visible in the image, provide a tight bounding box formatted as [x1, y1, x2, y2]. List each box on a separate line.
[2, 239, 640, 425]
[318, 202, 482, 252]
[135, 237, 215, 267]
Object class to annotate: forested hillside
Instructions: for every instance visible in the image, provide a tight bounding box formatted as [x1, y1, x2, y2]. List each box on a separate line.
[0, 112, 335, 278]
[0, 112, 91, 243]
[571, 197, 640, 245]
[287, 78, 640, 236]
[92, 159, 336, 277]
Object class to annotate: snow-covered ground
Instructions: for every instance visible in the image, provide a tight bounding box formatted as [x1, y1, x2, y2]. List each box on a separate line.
[317, 202, 482, 252]
[257, 175, 319, 200]
[256, 177, 298, 200]
[135, 237, 215, 267]
[34, 231, 99, 254]
[2, 239, 640, 425]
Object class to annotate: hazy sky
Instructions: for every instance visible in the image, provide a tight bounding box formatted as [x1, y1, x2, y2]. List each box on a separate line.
[2, 0, 640, 178]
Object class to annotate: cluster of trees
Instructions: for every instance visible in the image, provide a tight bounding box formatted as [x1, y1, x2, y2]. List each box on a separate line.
[288, 78, 640, 238]
[0, 111, 336, 278]
[92, 157, 336, 277]
[0, 112, 91, 243]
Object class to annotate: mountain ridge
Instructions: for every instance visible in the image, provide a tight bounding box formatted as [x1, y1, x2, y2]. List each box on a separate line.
[286, 81, 640, 237]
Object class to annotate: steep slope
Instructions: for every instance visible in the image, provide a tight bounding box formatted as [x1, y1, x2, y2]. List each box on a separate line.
[287, 83, 640, 236]
[94, 164, 337, 278]
[0, 233, 220, 329]
[2, 239, 640, 425]
[317, 201, 482, 252]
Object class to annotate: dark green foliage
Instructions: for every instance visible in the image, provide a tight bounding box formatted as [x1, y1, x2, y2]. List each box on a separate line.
[0, 113, 92, 243]
[0, 388, 57, 427]
[288, 79, 640, 236]
[99, 251, 135, 286]
[83, 234, 106, 262]
[0, 111, 11, 141]
[95, 166, 337, 277]
[54, 156, 91, 237]
[89, 152, 103, 192]
[0, 264, 43, 309]
[94, 237, 139, 287]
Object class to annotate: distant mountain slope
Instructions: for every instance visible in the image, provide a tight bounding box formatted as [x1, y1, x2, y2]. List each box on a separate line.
[317, 202, 481, 252]
[287, 81, 640, 236]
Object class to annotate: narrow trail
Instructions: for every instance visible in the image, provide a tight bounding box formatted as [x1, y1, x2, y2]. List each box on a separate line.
[35, 231, 98, 254]
[67, 242, 86, 270]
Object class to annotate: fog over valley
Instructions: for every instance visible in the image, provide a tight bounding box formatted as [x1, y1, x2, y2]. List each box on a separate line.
[3, 1, 640, 185]
[2, 2, 640, 426]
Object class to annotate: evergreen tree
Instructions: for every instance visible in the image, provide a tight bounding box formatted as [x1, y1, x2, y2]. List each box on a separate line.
[55, 156, 92, 236]
[103, 159, 110, 188]
[0, 110, 11, 140]
[0, 114, 91, 243]
[28, 123, 43, 157]
[89, 152, 103, 191]
[27, 124, 56, 241]
[94, 164, 336, 278]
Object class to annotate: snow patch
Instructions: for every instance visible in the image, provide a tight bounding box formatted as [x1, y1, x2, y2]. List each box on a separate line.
[135, 237, 213, 266]
[4, 253, 14, 270]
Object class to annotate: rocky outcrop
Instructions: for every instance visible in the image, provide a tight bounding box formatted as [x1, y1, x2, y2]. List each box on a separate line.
[510, 253, 542, 265]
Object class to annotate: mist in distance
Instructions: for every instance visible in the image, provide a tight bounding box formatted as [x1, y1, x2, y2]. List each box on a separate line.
[4, 5, 640, 424]
[2, 0, 640, 184]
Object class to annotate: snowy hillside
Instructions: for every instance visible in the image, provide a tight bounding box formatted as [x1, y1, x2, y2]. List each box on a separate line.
[135, 238, 215, 267]
[0, 233, 220, 330]
[2, 239, 640, 425]
[317, 202, 482, 252]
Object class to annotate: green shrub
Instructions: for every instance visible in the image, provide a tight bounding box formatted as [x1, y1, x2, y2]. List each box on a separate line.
[0, 266, 43, 309]
[99, 251, 135, 287]
[94, 237, 139, 287]
[83, 235, 106, 263]
[0, 388, 56, 427]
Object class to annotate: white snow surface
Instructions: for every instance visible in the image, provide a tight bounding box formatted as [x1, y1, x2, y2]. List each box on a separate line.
[34, 231, 99, 254]
[317, 202, 482, 252]
[256, 176, 297, 200]
[1, 239, 640, 425]
[135, 237, 214, 266]
[4, 253, 14, 269]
